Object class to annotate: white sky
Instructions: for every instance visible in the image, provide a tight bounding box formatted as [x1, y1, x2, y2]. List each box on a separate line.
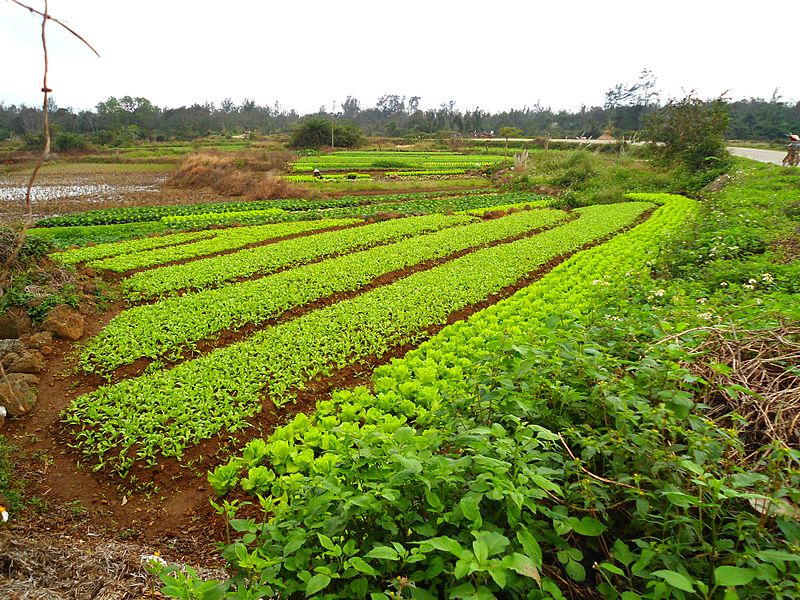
[0, 0, 797, 114]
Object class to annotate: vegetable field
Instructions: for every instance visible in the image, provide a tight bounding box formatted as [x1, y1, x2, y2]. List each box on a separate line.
[9, 139, 798, 600]
[290, 151, 508, 173]
[41, 180, 783, 599]
[57, 192, 666, 477]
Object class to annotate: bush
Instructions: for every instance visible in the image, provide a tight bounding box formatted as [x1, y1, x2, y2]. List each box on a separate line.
[289, 117, 363, 149]
[644, 95, 731, 173]
[53, 131, 88, 152]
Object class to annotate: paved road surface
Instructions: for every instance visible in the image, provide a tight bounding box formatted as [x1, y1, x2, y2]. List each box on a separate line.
[727, 146, 787, 165]
[468, 139, 790, 166]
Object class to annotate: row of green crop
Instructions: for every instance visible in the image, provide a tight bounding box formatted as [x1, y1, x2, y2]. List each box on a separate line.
[83, 219, 361, 273]
[385, 169, 467, 177]
[121, 214, 474, 300]
[63, 202, 650, 475]
[52, 229, 218, 266]
[159, 207, 289, 228]
[459, 201, 548, 216]
[292, 161, 497, 173]
[144, 192, 549, 230]
[290, 151, 507, 172]
[33, 189, 530, 231]
[302, 192, 548, 223]
[285, 174, 373, 182]
[80, 209, 570, 374]
[27, 222, 171, 249]
[33, 196, 374, 228]
[195, 194, 700, 599]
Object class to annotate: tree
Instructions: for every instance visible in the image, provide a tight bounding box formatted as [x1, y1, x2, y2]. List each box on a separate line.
[604, 68, 660, 109]
[643, 95, 730, 173]
[288, 116, 363, 149]
[499, 126, 522, 154]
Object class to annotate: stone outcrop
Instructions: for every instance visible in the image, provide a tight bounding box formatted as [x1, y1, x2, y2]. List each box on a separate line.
[0, 373, 40, 416]
[0, 308, 32, 339]
[8, 349, 45, 374]
[41, 305, 84, 341]
[27, 331, 54, 349]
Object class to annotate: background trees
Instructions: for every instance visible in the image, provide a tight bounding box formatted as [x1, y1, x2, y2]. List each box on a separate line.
[0, 90, 796, 146]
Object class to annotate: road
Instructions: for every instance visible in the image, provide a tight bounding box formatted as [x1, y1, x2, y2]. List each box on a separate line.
[727, 146, 787, 165]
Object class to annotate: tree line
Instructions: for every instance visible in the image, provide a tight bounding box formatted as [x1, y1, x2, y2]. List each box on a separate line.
[1, 92, 798, 148]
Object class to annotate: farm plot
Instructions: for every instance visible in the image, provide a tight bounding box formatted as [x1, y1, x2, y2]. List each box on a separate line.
[290, 151, 508, 174]
[63, 202, 652, 475]
[80, 208, 570, 374]
[120, 214, 475, 300]
[52, 218, 359, 270]
[204, 194, 703, 599]
[30, 190, 546, 233]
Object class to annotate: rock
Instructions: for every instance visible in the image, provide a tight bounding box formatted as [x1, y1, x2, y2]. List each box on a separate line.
[0, 308, 32, 339]
[40, 345, 53, 357]
[0, 339, 24, 360]
[0, 373, 40, 416]
[8, 349, 44, 374]
[704, 174, 731, 192]
[27, 331, 53, 349]
[41, 305, 84, 341]
[1, 352, 19, 370]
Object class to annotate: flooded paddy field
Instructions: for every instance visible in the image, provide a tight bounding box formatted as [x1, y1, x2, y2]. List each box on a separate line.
[0, 162, 217, 221]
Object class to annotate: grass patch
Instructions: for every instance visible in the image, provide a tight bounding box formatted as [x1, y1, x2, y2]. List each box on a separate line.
[0, 435, 23, 511]
[508, 148, 675, 205]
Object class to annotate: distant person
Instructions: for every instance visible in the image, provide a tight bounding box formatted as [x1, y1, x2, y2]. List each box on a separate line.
[783, 134, 800, 167]
[313, 168, 322, 179]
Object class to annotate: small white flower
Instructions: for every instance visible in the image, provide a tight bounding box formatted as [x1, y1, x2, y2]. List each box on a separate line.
[140, 552, 167, 567]
[743, 284, 754, 290]
[755, 298, 763, 305]
[748, 278, 757, 285]
[761, 273, 774, 282]
[697, 298, 707, 304]
[720, 281, 729, 287]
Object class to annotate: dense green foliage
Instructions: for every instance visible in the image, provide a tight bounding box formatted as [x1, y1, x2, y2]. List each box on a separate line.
[156, 165, 800, 599]
[510, 149, 675, 205]
[289, 117, 363, 149]
[643, 96, 731, 173]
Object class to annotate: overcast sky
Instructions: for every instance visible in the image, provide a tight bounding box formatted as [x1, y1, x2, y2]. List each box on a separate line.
[1, 0, 796, 115]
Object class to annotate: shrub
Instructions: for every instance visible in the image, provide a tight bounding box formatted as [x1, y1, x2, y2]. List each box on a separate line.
[644, 95, 731, 173]
[53, 131, 88, 152]
[289, 117, 363, 149]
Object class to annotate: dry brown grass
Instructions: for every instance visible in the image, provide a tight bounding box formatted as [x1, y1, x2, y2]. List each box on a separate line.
[674, 324, 800, 462]
[166, 150, 307, 200]
[0, 528, 225, 600]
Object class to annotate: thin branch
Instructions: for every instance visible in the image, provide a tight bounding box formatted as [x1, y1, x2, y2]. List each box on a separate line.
[10, 0, 101, 57]
[0, 1, 99, 297]
[558, 433, 637, 490]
